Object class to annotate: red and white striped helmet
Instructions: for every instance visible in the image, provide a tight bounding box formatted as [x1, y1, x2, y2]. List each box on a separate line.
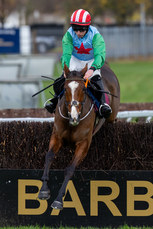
[70, 9, 91, 26]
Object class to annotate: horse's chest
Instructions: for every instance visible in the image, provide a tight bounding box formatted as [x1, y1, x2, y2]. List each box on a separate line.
[62, 127, 90, 145]
[62, 129, 77, 142]
[54, 120, 91, 145]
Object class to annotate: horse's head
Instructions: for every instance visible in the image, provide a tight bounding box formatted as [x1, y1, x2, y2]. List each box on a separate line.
[64, 64, 87, 126]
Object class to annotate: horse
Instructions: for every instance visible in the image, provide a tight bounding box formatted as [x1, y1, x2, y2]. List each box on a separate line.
[38, 63, 120, 210]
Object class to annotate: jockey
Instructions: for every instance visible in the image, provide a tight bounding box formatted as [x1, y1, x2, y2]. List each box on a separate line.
[45, 9, 112, 118]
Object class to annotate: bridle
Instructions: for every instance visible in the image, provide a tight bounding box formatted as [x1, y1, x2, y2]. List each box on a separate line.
[58, 79, 94, 121]
[58, 98, 94, 121]
[65, 91, 86, 112]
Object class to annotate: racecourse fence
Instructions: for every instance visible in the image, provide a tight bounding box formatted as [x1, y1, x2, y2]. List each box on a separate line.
[98, 25, 153, 58]
[0, 54, 57, 109]
[31, 25, 153, 58]
[0, 119, 152, 170]
[0, 109, 153, 227]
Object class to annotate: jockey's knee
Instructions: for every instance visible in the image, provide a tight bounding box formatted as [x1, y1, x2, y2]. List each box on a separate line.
[90, 74, 101, 82]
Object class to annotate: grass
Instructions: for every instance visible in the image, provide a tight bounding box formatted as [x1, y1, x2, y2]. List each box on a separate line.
[109, 59, 153, 103]
[0, 225, 153, 229]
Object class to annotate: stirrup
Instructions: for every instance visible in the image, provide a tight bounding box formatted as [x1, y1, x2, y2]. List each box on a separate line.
[99, 103, 112, 118]
[44, 98, 57, 113]
[44, 98, 52, 108]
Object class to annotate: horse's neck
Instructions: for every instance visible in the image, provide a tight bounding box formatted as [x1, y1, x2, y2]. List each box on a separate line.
[82, 95, 91, 112]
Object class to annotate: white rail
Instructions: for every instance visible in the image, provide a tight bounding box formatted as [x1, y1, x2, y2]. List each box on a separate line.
[117, 110, 153, 123]
[0, 110, 153, 123]
[0, 117, 54, 122]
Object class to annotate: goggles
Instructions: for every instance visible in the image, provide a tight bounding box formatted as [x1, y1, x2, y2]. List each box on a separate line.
[72, 25, 88, 32]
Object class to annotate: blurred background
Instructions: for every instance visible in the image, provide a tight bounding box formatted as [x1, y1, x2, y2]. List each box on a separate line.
[0, 0, 153, 109]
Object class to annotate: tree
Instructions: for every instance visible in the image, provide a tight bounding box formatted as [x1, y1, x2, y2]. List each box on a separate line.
[142, 0, 153, 20]
[63, 0, 107, 20]
[0, 0, 29, 27]
[0, 0, 5, 27]
[1, 0, 153, 27]
[104, 0, 138, 25]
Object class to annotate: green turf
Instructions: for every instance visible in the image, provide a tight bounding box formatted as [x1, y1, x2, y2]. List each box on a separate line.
[109, 60, 153, 103]
[0, 225, 153, 229]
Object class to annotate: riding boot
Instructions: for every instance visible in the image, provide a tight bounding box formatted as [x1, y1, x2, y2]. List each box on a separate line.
[45, 74, 65, 113]
[91, 75, 112, 119]
[45, 96, 58, 113]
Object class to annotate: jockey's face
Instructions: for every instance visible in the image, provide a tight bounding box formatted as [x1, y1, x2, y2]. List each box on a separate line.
[72, 25, 88, 38]
[74, 30, 86, 38]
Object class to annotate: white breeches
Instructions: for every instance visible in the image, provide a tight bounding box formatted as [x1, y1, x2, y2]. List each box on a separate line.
[69, 56, 101, 78]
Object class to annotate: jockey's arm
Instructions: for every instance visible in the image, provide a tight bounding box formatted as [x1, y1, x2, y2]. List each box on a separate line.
[91, 33, 106, 70]
[84, 33, 106, 79]
[61, 32, 73, 69]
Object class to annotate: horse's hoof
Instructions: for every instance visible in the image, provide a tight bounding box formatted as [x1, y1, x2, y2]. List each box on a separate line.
[38, 190, 50, 200]
[51, 200, 63, 210]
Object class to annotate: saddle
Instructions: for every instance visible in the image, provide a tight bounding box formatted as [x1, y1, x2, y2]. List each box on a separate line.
[86, 84, 100, 112]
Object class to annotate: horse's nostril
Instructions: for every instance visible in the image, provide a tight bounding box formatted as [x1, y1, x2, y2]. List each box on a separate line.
[74, 118, 78, 123]
[69, 117, 79, 126]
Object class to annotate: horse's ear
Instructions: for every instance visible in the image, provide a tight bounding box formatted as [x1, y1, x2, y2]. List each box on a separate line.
[64, 63, 70, 78]
[80, 64, 88, 77]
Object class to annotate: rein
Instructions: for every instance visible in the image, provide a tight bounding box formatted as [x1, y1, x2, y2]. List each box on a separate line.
[66, 78, 118, 98]
[80, 103, 94, 121]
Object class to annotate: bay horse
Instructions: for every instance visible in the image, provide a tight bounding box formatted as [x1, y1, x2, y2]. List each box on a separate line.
[38, 63, 120, 210]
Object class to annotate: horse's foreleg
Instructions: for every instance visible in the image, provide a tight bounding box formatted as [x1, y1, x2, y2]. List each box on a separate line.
[51, 139, 89, 210]
[38, 148, 54, 200]
[38, 134, 61, 200]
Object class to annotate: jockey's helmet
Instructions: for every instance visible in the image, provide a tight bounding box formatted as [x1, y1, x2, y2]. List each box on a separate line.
[70, 9, 91, 26]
